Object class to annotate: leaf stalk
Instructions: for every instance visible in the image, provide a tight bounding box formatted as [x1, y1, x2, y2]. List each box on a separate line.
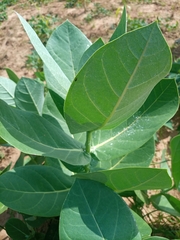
[85, 131, 92, 154]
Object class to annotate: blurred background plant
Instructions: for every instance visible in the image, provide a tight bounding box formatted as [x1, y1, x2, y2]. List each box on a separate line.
[84, 3, 110, 22]
[0, 0, 18, 22]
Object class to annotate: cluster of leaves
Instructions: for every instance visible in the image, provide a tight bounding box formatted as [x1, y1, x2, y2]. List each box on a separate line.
[0, 0, 18, 22]
[0, 7, 180, 240]
[26, 14, 60, 81]
[127, 17, 148, 31]
[158, 17, 179, 32]
[169, 59, 180, 95]
[28, 0, 52, 6]
[64, 0, 90, 8]
[65, 0, 78, 8]
[84, 2, 110, 22]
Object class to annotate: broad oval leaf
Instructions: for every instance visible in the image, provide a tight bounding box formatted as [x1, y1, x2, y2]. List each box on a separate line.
[15, 77, 44, 115]
[91, 138, 154, 171]
[5, 218, 30, 240]
[46, 20, 91, 82]
[60, 179, 139, 240]
[0, 76, 16, 106]
[0, 165, 74, 217]
[64, 22, 172, 133]
[16, 13, 70, 99]
[91, 79, 178, 162]
[170, 134, 180, 188]
[0, 100, 90, 166]
[76, 168, 172, 192]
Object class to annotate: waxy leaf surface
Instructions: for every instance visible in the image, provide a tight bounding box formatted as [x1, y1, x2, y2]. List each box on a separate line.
[0, 100, 90, 165]
[0, 77, 16, 106]
[91, 79, 178, 162]
[91, 138, 154, 171]
[60, 179, 139, 240]
[65, 22, 171, 133]
[0, 166, 73, 217]
[17, 13, 70, 99]
[76, 168, 172, 192]
[46, 20, 91, 82]
[15, 78, 44, 115]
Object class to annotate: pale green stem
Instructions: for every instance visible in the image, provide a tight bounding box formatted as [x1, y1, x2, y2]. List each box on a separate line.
[84, 131, 92, 173]
[85, 131, 92, 154]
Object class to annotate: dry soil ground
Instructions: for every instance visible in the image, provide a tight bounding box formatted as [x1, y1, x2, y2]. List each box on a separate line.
[0, 0, 180, 78]
[0, 0, 180, 239]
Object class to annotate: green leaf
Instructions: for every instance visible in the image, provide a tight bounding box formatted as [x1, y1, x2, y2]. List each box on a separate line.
[160, 150, 171, 177]
[0, 202, 7, 214]
[0, 76, 16, 106]
[15, 77, 44, 115]
[151, 194, 180, 217]
[5, 218, 30, 240]
[109, 6, 127, 41]
[49, 89, 65, 117]
[43, 92, 70, 135]
[0, 162, 12, 175]
[4, 68, 19, 83]
[60, 179, 139, 240]
[144, 237, 169, 240]
[16, 13, 70, 99]
[45, 20, 91, 82]
[163, 193, 180, 213]
[131, 210, 152, 238]
[0, 137, 6, 144]
[64, 22, 172, 134]
[76, 168, 172, 192]
[91, 138, 154, 171]
[0, 165, 73, 216]
[78, 38, 104, 70]
[135, 190, 150, 205]
[91, 79, 178, 162]
[170, 134, 180, 188]
[0, 100, 90, 166]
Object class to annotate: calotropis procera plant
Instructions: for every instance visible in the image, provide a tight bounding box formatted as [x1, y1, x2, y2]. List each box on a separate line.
[0, 7, 179, 240]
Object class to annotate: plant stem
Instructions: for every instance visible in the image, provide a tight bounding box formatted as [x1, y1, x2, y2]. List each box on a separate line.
[85, 131, 92, 154]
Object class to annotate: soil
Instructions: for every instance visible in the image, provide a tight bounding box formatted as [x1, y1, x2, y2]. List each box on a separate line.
[0, 0, 180, 239]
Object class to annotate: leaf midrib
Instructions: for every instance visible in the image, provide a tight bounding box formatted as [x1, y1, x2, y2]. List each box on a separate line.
[0, 108, 82, 152]
[99, 24, 155, 130]
[79, 181, 105, 240]
[92, 79, 171, 151]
